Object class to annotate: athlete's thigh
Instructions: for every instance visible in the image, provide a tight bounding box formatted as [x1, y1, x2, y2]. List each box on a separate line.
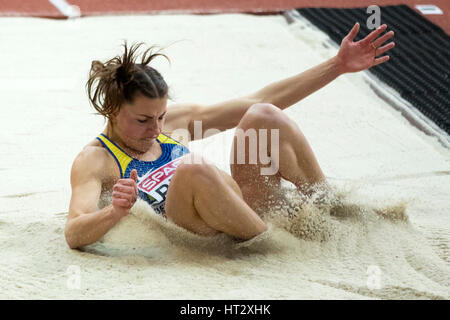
[164, 154, 243, 236]
[163, 156, 216, 236]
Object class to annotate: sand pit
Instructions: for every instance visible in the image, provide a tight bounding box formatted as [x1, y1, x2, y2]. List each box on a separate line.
[0, 13, 448, 299]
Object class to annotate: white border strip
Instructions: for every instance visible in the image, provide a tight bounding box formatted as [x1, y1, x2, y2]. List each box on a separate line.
[415, 5, 443, 15]
[362, 72, 450, 149]
[48, 0, 80, 18]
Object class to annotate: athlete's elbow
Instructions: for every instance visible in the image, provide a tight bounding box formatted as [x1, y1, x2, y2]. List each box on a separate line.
[64, 227, 78, 249]
[67, 240, 79, 250]
[64, 221, 81, 249]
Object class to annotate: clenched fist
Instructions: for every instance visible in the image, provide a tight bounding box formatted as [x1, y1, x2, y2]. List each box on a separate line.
[111, 169, 139, 219]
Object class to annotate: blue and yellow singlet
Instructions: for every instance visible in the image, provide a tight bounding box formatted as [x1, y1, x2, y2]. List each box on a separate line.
[96, 133, 190, 215]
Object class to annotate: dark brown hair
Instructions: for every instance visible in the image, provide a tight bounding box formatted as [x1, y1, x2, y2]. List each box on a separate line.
[86, 41, 171, 118]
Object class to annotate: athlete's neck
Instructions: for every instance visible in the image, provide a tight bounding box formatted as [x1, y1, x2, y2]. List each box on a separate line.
[104, 122, 161, 161]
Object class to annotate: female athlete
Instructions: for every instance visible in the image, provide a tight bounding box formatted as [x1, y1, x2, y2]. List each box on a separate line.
[65, 23, 395, 249]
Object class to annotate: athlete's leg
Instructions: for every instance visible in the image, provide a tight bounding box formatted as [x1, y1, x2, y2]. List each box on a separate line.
[230, 103, 327, 212]
[164, 153, 267, 240]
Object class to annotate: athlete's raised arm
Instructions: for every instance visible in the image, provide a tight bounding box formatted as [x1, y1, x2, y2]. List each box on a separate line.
[164, 23, 394, 141]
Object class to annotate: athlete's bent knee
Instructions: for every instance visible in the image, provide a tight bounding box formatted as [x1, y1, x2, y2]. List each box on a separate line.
[248, 103, 279, 115]
[242, 103, 292, 128]
[176, 154, 219, 181]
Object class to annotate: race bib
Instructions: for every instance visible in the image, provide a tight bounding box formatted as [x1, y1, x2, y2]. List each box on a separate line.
[137, 158, 183, 205]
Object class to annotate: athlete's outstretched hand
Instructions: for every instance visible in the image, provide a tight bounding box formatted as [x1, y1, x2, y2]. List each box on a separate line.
[111, 169, 139, 219]
[336, 23, 395, 73]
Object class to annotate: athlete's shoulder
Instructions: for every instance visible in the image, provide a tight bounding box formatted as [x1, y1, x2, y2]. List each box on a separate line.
[71, 140, 112, 183]
[82, 138, 111, 161]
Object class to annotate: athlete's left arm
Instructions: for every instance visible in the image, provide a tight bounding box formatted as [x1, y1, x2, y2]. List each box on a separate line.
[165, 23, 394, 140]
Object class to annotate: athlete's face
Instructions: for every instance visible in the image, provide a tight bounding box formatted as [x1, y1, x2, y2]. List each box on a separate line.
[112, 94, 167, 152]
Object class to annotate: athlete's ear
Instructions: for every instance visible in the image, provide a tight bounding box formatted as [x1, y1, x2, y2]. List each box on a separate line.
[130, 169, 138, 183]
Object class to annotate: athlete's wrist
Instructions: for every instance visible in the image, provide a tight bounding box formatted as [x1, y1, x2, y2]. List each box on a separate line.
[108, 204, 127, 225]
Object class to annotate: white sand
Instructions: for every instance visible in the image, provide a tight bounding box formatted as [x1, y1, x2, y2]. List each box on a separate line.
[0, 13, 449, 299]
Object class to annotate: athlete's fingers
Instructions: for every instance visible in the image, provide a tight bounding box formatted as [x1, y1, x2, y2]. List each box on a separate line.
[362, 24, 387, 44]
[113, 184, 135, 194]
[118, 179, 137, 187]
[116, 180, 138, 198]
[372, 30, 394, 48]
[112, 191, 134, 201]
[376, 42, 395, 56]
[130, 170, 139, 196]
[345, 22, 360, 42]
[373, 55, 390, 66]
[112, 198, 130, 208]
[130, 169, 138, 183]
